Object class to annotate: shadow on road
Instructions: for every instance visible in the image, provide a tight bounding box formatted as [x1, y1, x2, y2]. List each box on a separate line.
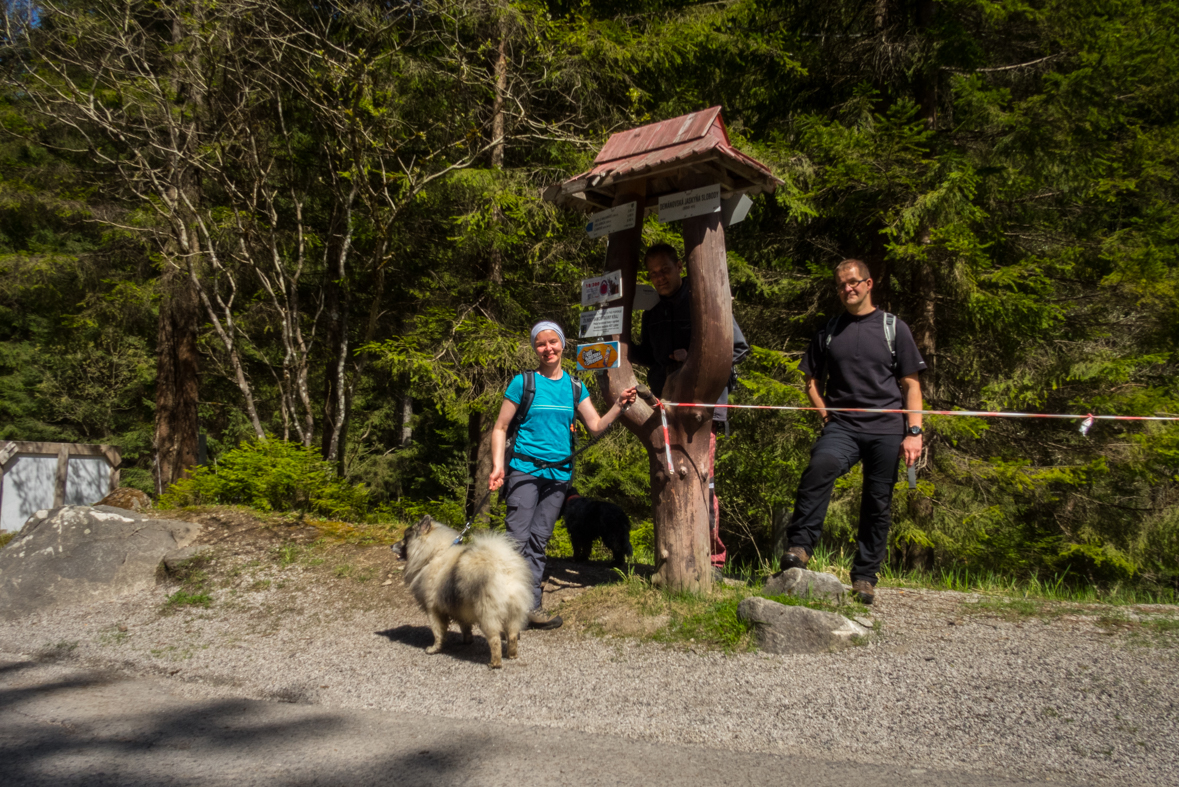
[374, 624, 501, 665]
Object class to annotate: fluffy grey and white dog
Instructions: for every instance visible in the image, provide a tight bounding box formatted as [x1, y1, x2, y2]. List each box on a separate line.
[562, 488, 633, 565]
[392, 516, 532, 668]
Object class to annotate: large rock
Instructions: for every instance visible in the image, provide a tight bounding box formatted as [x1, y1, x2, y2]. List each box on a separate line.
[763, 567, 847, 602]
[95, 487, 153, 513]
[0, 506, 201, 621]
[737, 596, 869, 655]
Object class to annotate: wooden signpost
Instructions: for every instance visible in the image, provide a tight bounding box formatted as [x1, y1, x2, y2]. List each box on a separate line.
[544, 106, 781, 593]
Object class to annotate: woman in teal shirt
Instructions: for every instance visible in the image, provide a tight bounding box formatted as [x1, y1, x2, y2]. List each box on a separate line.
[489, 320, 636, 629]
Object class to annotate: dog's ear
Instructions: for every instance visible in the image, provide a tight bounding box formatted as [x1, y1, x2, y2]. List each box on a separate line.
[413, 515, 434, 535]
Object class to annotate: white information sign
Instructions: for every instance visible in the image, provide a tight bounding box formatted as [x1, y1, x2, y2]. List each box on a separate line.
[581, 270, 623, 306]
[657, 184, 721, 223]
[632, 284, 660, 311]
[721, 193, 754, 227]
[579, 306, 625, 339]
[585, 202, 637, 238]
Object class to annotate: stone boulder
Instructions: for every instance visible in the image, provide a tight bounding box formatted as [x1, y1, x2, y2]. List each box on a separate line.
[737, 597, 869, 655]
[0, 506, 201, 621]
[95, 487, 153, 513]
[763, 567, 847, 602]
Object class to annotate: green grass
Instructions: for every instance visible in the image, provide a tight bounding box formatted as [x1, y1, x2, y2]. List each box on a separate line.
[165, 590, 212, 609]
[0, 532, 15, 549]
[562, 566, 871, 653]
[745, 544, 1179, 606]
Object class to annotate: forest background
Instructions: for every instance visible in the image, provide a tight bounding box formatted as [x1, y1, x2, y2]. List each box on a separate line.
[1, 0, 1177, 593]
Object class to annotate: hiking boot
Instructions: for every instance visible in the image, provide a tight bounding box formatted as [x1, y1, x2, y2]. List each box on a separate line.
[527, 610, 563, 630]
[851, 580, 875, 605]
[781, 546, 810, 571]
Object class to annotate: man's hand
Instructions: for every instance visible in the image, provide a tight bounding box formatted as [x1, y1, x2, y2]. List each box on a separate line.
[489, 467, 504, 491]
[901, 435, 922, 467]
[671, 349, 688, 362]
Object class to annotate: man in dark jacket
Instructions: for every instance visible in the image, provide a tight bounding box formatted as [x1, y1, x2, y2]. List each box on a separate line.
[781, 258, 927, 604]
[629, 243, 750, 571]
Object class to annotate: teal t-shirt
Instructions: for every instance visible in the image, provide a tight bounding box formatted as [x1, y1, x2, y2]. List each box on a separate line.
[505, 371, 590, 482]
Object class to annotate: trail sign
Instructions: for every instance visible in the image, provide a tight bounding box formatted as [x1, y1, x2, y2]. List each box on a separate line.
[658, 184, 721, 223]
[632, 284, 659, 311]
[579, 306, 624, 339]
[576, 341, 621, 371]
[581, 270, 623, 306]
[586, 202, 637, 238]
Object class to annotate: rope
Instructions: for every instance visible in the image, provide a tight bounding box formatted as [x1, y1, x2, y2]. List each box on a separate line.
[656, 402, 1179, 426]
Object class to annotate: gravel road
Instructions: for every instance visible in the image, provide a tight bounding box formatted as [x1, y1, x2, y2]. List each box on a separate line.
[1, 537, 1176, 786]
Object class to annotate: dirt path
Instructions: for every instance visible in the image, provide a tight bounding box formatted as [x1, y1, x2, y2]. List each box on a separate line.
[1, 510, 1176, 785]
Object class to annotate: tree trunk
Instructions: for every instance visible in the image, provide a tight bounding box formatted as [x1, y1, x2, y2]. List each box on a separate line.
[154, 259, 200, 494]
[910, 239, 937, 395]
[465, 5, 508, 526]
[154, 6, 203, 494]
[466, 411, 495, 525]
[599, 181, 731, 593]
[399, 376, 413, 447]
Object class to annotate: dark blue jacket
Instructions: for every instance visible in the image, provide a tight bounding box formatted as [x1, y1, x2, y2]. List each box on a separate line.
[631, 278, 749, 422]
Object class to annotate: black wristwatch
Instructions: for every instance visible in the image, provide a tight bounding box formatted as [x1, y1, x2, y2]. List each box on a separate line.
[906, 425, 923, 437]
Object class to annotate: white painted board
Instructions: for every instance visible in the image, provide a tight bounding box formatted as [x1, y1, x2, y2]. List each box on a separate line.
[585, 202, 637, 238]
[65, 456, 110, 506]
[722, 193, 754, 227]
[581, 270, 623, 306]
[579, 306, 624, 339]
[632, 284, 660, 311]
[1, 454, 57, 532]
[658, 184, 721, 223]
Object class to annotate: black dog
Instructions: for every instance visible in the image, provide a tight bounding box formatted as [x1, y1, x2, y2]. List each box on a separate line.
[562, 488, 632, 565]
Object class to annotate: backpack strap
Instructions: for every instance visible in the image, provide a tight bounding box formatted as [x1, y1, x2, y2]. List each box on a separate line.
[506, 371, 535, 444]
[569, 375, 583, 455]
[882, 312, 897, 372]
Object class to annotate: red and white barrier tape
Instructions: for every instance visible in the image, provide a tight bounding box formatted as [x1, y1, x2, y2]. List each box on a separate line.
[655, 402, 1179, 435]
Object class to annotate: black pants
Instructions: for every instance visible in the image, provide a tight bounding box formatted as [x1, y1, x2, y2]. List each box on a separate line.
[785, 423, 904, 585]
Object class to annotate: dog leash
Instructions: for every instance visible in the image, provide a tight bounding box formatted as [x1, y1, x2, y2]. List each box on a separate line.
[453, 488, 494, 545]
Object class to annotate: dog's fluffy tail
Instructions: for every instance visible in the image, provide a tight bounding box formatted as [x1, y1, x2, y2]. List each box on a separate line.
[461, 531, 533, 628]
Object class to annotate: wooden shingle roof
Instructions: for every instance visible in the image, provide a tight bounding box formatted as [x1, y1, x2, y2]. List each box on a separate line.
[543, 107, 782, 213]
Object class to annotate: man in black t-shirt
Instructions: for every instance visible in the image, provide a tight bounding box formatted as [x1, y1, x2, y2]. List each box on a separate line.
[780, 259, 927, 604]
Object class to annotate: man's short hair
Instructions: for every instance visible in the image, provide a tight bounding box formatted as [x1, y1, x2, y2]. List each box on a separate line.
[645, 243, 680, 267]
[834, 258, 871, 281]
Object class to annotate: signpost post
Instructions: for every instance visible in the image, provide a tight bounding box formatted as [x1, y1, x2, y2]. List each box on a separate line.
[545, 107, 781, 593]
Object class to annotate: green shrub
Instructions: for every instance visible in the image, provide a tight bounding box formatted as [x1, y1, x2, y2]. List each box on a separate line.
[160, 439, 372, 520]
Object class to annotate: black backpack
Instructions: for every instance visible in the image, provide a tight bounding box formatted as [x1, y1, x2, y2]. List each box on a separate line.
[504, 370, 583, 472]
[817, 311, 898, 395]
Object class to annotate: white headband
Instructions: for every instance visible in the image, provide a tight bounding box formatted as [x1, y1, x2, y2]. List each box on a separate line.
[530, 320, 566, 348]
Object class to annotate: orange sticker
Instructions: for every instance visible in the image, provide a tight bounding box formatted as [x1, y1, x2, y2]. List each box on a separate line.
[576, 341, 621, 371]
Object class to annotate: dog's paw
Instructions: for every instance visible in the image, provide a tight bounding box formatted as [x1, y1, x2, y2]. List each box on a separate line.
[488, 660, 503, 669]
[425, 644, 442, 654]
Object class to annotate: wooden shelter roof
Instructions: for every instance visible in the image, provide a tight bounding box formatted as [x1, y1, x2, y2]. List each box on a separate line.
[543, 106, 782, 213]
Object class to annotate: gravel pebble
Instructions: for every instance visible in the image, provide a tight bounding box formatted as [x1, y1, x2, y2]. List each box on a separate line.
[1, 557, 1176, 786]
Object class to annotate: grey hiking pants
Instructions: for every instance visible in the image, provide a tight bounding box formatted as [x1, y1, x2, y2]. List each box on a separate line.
[504, 470, 568, 610]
